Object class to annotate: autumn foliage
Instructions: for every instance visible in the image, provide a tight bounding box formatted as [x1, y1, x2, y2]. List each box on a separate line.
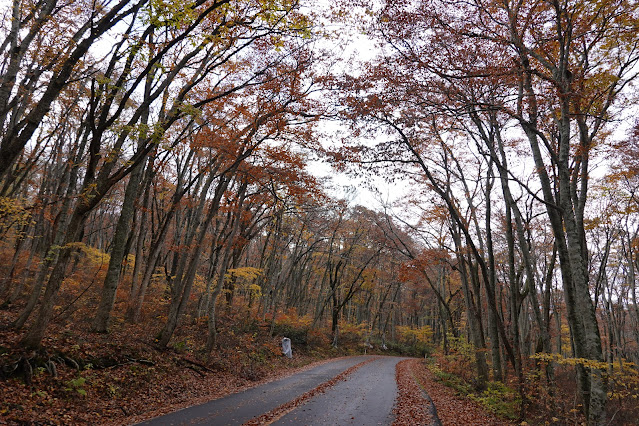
[1, 0, 639, 424]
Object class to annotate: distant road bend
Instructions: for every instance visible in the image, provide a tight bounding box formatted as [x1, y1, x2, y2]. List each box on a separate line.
[138, 355, 418, 425]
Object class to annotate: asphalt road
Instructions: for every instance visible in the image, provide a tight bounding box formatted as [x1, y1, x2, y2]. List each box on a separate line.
[273, 356, 403, 425]
[137, 355, 407, 426]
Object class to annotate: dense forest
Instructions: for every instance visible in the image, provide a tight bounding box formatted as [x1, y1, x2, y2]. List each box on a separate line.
[1, 0, 639, 424]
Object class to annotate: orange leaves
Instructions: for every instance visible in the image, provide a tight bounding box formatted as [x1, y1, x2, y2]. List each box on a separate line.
[399, 248, 451, 283]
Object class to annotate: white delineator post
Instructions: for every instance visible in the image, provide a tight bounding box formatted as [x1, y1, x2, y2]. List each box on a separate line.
[282, 337, 292, 358]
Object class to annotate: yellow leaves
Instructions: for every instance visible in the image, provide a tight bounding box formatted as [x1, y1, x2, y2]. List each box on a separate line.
[177, 102, 202, 120]
[247, 283, 262, 297]
[145, 0, 197, 29]
[530, 352, 606, 369]
[226, 266, 263, 281]
[63, 243, 110, 266]
[529, 351, 639, 404]
[225, 267, 263, 297]
[0, 197, 31, 233]
[337, 320, 368, 338]
[397, 325, 433, 346]
[255, 0, 312, 38]
[79, 183, 99, 205]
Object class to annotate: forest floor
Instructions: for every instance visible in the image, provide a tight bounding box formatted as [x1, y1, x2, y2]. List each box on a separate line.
[0, 311, 343, 424]
[0, 307, 515, 425]
[0, 331, 335, 423]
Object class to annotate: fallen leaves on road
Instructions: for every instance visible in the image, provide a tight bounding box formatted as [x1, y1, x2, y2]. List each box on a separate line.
[122, 355, 342, 426]
[393, 359, 434, 425]
[243, 357, 376, 425]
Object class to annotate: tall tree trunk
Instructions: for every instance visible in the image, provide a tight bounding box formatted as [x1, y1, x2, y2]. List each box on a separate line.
[92, 157, 147, 332]
[205, 182, 247, 354]
[157, 175, 231, 347]
[21, 209, 86, 347]
[483, 157, 503, 381]
[452, 227, 489, 389]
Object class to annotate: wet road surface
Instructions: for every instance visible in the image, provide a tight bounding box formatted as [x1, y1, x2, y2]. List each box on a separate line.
[138, 355, 400, 425]
[273, 356, 404, 425]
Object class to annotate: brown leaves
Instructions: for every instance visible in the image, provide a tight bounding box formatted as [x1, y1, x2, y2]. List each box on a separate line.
[243, 357, 375, 425]
[406, 359, 514, 426]
[0, 319, 334, 425]
[393, 359, 433, 425]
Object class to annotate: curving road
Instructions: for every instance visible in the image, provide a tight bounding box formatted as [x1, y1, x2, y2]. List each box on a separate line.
[137, 355, 408, 426]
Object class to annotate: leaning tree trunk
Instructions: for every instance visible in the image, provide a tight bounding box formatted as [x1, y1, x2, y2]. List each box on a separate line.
[21, 209, 87, 347]
[157, 175, 231, 347]
[452, 225, 489, 389]
[92, 157, 147, 332]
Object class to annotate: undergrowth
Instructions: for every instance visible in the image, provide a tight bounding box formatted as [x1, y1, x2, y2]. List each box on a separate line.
[427, 360, 519, 420]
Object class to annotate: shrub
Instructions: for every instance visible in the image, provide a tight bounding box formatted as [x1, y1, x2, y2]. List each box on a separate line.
[337, 321, 367, 344]
[469, 381, 519, 420]
[272, 309, 311, 345]
[389, 325, 434, 357]
[272, 323, 308, 345]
